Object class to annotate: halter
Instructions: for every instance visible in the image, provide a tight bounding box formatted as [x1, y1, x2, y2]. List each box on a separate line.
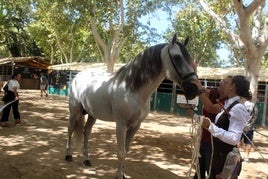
[168, 47, 196, 82]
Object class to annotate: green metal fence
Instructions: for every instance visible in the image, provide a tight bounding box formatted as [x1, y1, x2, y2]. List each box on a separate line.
[150, 91, 267, 127]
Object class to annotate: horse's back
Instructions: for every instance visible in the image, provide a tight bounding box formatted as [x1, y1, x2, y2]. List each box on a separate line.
[70, 69, 112, 97]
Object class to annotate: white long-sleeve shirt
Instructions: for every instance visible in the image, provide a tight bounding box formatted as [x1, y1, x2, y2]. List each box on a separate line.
[8, 79, 20, 93]
[207, 96, 249, 146]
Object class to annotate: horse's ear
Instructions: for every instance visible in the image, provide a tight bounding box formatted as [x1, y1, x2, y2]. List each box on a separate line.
[172, 34, 177, 44]
[184, 36, 190, 46]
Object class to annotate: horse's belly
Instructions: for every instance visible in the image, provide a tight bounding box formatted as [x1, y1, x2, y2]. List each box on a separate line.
[87, 104, 115, 122]
[81, 91, 115, 122]
[73, 70, 151, 123]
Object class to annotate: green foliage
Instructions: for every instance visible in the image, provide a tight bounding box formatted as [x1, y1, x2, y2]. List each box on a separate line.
[120, 40, 146, 63]
[0, 0, 42, 57]
[28, 0, 95, 64]
[0, 0, 195, 66]
[262, 52, 268, 68]
[27, 0, 167, 64]
[0, 0, 266, 70]
[165, 4, 222, 67]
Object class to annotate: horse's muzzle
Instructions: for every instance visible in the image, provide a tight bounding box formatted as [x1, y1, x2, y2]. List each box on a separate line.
[182, 81, 198, 100]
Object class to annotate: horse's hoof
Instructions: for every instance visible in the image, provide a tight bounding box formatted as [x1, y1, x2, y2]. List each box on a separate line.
[116, 175, 126, 179]
[83, 160, 92, 166]
[65, 155, 73, 162]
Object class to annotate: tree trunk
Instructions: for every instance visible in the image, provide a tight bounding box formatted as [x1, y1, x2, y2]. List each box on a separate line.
[245, 57, 260, 102]
[107, 59, 115, 73]
[103, 48, 114, 73]
[50, 44, 54, 64]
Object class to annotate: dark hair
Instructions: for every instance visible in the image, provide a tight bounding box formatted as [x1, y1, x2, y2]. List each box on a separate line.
[231, 75, 250, 98]
[11, 74, 17, 79]
[11, 73, 21, 79]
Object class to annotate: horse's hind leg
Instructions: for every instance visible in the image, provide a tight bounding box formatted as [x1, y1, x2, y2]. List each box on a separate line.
[65, 109, 83, 162]
[65, 113, 77, 162]
[83, 114, 96, 166]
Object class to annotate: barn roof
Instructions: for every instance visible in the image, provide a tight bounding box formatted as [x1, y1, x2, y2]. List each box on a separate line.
[197, 67, 268, 82]
[49, 62, 268, 82]
[0, 56, 50, 69]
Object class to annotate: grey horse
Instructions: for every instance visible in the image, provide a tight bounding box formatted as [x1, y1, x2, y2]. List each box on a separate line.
[65, 34, 198, 179]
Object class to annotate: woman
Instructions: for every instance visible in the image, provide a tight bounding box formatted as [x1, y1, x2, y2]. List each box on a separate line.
[190, 76, 232, 179]
[0, 73, 21, 127]
[200, 75, 250, 179]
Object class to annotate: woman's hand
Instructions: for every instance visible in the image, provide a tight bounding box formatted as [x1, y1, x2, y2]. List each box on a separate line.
[192, 78, 203, 91]
[186, 109, 195, 118]
[202, 117, 211, 129]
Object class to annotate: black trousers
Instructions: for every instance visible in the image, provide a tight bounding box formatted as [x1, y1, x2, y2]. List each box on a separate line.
[1, 91, 20, 122]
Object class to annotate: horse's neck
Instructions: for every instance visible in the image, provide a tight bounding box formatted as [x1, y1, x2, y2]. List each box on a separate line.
[138, 74, 165, 101]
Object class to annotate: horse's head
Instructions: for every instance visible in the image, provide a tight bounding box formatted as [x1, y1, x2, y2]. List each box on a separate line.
[161, 34, 198, 100]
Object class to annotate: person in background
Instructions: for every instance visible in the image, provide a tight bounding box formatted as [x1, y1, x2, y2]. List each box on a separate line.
[189, 76, 232, 179]
[40, 72, 49, 97]
[199, 75, 250, 179]
[238, 96, 258, 162]
[0, 73, 21, 127]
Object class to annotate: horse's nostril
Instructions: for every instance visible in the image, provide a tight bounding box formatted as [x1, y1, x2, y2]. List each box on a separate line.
[182, 81, 198, 100]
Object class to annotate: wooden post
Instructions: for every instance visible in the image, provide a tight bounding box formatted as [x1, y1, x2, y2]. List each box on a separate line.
[153, 91, 157, 111]
[262, 84, 268, 127]
[11, 61, 14, 75]
[170, 82, 176, 113]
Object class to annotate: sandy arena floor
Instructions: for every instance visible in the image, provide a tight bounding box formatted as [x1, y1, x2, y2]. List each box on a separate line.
[0, 90, 267, 179]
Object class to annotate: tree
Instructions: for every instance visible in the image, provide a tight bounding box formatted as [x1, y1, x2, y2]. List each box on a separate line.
[1, 0, 183, 71]
[166, 4, 222, 67]
[82, 0, 180, 73]
[0, 0, 42, 57]
[199, 0, 268, 102]
[29, 0, 94, 64]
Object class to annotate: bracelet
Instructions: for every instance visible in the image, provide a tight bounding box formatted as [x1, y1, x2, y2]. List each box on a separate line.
[198, 87, 206, 95]
[193, 114, 200, 123]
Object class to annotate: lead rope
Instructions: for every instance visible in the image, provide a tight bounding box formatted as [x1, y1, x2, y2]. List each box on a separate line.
[186, 100, 204, 179]
[208, 132, 213, 179]
[187, 115, 203, 178]
[187, 114, 214, 179]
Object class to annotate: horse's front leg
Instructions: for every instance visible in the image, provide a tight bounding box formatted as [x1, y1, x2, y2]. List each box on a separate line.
[83, 115, 96, 166]
[116, 122, 127, 179]
[125, 123, 141, 152]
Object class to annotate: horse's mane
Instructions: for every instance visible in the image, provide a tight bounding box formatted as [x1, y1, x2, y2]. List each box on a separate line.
[115, 43, 166, 91]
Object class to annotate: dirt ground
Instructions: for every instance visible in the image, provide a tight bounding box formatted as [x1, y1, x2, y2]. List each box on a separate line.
[0, 90, 267, 179]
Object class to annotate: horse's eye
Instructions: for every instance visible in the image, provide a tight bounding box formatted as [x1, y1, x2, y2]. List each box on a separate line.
[173, 55, 182, 61]
[172, 55, 183, 66]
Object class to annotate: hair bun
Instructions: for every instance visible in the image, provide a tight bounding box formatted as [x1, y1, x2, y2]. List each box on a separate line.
[232, 75, 250, 98]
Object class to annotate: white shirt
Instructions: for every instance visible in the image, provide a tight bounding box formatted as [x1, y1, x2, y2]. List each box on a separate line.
[8, 79, 20, 92]
[207, 96, 249, 145]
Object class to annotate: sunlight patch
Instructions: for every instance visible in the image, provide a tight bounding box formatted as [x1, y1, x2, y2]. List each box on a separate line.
[31, 128, 54, 133]
[6, 150, 24, 155]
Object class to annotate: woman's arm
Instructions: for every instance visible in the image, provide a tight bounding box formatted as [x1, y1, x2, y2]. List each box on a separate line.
[203, 104, 248, 145]
[193, 79, 222, 114]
